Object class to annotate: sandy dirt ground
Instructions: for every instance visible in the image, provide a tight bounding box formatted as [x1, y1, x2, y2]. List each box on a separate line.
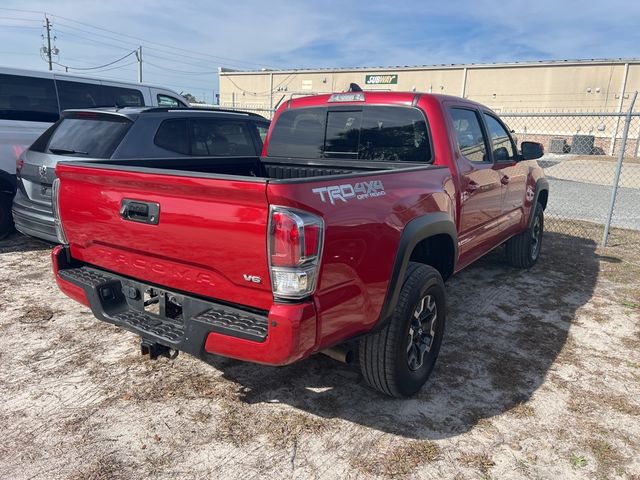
[0, 223, 639, 480]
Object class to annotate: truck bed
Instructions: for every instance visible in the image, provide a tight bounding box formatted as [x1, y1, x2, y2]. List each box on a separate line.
[73, 156, 432, 182]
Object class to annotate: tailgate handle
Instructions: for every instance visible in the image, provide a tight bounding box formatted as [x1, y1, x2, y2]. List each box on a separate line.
[120, 199, 160, 225]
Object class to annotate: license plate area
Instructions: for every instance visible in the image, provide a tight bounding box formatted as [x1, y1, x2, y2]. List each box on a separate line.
[141, 287, 184, 321]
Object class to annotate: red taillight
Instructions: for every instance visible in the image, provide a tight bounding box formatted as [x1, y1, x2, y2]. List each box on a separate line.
[270, 211, 301, 266]
[268, 207, 324, 299]
[303, 223, 320, 258]
[16, 157, 24, 172]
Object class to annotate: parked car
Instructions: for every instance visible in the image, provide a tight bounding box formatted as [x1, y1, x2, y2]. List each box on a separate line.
[13, 107, 269, 242]
[51, 90, 547, 397]
[0, 66, 189, 239]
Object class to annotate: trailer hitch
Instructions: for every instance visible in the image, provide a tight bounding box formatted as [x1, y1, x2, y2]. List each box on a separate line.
[140, 338, 179, 360]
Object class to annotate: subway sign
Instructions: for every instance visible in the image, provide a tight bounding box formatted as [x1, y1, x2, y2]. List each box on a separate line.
[365, 74, 398, 85]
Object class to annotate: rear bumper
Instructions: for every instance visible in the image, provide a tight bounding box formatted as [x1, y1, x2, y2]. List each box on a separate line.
[12, 190, 57, 243]
[52, 246, 317, 366]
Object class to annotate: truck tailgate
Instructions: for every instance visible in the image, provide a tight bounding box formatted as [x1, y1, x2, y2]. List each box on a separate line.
[56, 163, 273, 311]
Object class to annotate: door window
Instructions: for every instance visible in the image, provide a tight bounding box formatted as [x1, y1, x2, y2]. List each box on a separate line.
[0, 73, 59, 122]
[154, 119, 189, 155]
[449, 108, 488, 163]
[483, 113, 515, 161]
[190, 119, 256, 156]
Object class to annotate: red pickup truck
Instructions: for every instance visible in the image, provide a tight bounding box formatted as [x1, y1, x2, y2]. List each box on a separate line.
[51, 91, 548, 397]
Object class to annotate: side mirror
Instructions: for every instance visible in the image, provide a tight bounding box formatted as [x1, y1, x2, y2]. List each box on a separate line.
[521, 141, 544, 160]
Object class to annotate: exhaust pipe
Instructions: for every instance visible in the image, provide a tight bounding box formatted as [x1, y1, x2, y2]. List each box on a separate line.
[320, 345, 354, 364]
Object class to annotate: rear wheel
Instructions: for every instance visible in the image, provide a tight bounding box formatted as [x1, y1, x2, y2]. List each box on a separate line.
[359, 263, 446, 397]
[0, 193, 14, 240]
[505, 202, 544, 269]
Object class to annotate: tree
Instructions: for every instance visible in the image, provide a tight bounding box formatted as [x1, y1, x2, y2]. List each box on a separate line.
[180, 92, 203, 104]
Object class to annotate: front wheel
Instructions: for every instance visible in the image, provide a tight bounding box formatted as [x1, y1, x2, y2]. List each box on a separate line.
[359, 263, 446, 397]
[505, 202, 544, 269]
[0, 193, 14, 240]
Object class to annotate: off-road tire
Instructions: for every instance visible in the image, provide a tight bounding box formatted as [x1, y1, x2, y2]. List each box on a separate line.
[0, 193, 14, 240]
[359, 262, 446, 397]
[505, 202, 544, 269]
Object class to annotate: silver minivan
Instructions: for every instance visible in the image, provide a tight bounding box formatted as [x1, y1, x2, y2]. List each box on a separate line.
[0, 66, 188, 239]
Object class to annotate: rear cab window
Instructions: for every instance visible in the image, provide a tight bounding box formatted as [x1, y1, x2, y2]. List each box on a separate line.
[0, 73, 59, 122]
[267, 105, 432, 163]
[30, 113, 132, 159]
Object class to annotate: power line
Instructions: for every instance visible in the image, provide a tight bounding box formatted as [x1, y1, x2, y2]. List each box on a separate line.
[54, 28, 134, 52]
[50, 14, 274, 69]
[0, 15, 41, 22]
[88, 60, 138, 73]
[0, 24, 41, 29]
[54, 49, 136, 71]
[52, 20, 263, 71]
[0, 7, 45, 15]
[53, 25, 258, 72]
[143, 59, 218, 75]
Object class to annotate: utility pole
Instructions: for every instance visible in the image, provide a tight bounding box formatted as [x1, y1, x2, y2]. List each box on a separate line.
[136, 46, 143, 83]
[45, 15, 52, 71]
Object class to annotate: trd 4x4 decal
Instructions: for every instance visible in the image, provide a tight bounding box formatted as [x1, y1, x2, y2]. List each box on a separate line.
[312, 180, 386, 204]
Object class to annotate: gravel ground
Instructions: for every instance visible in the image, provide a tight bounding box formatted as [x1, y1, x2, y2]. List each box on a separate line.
[0, 222, 639, 480]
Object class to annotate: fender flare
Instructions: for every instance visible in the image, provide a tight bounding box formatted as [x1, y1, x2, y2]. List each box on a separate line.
[373, 212, 458, 331]
[528, 178, 549, 229]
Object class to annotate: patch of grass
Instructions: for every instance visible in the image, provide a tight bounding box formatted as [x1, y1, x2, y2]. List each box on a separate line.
[459, 452, 495, 475]
[509, 402, 535, 418]
[356, 440, 442, 477]
[265, 410, 329, 448]
[68, 455, 131, 480]
[586, 438, 625, 476]
[604, 395, 640, 416]
[621, 300, 640, 309]
[18, 305, 59, 324]
[570, 453, 588, 468]
[215, 402, 333, 448]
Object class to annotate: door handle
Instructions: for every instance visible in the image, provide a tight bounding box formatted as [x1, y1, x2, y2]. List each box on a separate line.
[466, 180, 480, 193]
[120, 199, 160, 225]
[501, 175, 510, 185]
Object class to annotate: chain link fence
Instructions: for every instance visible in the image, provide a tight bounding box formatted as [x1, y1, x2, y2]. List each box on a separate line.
[501, 107, 640, 244]
[214, 96, 640, 246]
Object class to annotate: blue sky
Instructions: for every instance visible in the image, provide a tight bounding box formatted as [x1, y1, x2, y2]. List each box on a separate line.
[1, 0, 639, 102]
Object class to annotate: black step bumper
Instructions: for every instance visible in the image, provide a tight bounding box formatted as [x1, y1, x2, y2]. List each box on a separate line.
[55, 249, 269, 358]
[52, 246, 318, 365]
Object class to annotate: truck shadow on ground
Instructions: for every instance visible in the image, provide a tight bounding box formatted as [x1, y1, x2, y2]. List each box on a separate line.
[206, 231, 599, 440]
[0, 231, 51, 255]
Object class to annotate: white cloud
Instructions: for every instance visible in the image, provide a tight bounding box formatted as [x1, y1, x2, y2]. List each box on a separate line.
[0, 0, 638, 99]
